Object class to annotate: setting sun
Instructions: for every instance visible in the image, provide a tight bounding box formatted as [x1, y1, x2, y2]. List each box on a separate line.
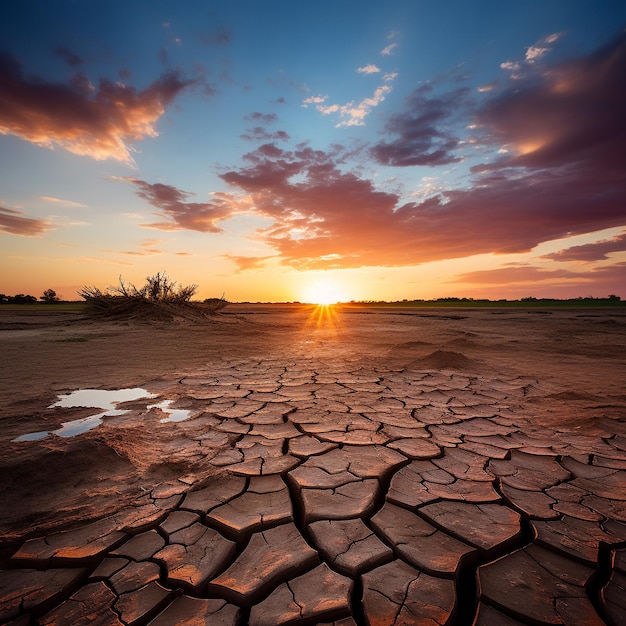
[302, 277, 345, 305]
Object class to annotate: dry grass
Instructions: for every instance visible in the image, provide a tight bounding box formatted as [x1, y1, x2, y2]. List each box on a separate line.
[78, 273, 227, 321]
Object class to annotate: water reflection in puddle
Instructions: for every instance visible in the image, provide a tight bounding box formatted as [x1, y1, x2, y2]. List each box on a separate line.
[12, 387, 156, 442]
[148, 399, 194, 423]
[51, 388, 154, 411]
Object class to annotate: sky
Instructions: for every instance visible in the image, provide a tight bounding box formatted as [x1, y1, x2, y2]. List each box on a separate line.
[1, 0, 626, 303]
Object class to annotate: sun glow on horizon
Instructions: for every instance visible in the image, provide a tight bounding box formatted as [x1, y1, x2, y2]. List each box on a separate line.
[301, 277, 345, 305]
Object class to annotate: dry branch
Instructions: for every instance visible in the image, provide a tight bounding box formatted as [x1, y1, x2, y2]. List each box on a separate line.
[78, 273, 227, 321]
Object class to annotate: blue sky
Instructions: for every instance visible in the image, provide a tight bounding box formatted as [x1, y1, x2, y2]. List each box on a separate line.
[1, 1, 626, 302]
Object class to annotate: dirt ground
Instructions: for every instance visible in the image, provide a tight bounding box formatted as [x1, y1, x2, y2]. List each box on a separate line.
[1, 304, 626, 625]
[1, 303, 625, 540]
[2, 303, 625, 410]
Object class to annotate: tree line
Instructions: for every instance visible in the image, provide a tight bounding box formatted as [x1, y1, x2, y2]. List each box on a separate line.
[0, 289, 60, 304]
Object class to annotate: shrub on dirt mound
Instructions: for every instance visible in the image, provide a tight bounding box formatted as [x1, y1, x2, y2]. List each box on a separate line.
[78, 272, 227, 321]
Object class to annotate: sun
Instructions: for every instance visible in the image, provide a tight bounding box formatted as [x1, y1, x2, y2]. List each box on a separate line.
[302, 278, 344, 305]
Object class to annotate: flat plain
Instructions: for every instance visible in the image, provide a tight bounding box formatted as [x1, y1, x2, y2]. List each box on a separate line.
[1, 304, 625, 625]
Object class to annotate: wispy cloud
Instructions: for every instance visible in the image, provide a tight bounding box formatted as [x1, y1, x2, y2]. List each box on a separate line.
[357, 64, 380, 74]
[223, 254, 274, 271]
[0, 53, 194, 163]
[241, 127, 290, 142]
[245, 112, 279, 124]
[240, 112, 289, 142]
[118, 238, 165, 256]
[39, 196, 88, 208]
[543, 231, 626, 262]
[301, 95, 327, 107]
[120, 178, 239, 232]
[500, 32, 563, 79]
[525, 32, 562, 63]
[452, 265, 577, 285]
[302, 35, 399, 126]
[381, 43, 398, 56]
[0, 206, 52, 236]
[317, 84, 393, 127]
[451, 262, 626, 297]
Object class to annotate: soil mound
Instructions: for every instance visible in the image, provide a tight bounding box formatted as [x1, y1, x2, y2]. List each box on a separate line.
[413, 350, 478, 370]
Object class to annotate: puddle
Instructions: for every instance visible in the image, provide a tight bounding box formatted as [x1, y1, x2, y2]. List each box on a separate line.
[14, 430, 49, 442]
[51, 388, 154, 410]
[148, 399, 195, 423]
[12, 387, 156, 442]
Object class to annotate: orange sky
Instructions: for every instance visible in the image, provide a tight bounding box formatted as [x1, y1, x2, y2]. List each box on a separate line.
[2, 2, 625, 302]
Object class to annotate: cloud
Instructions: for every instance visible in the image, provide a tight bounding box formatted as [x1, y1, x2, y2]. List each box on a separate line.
[0, 52, 194, 163]
[105, 31, 626, 279]
[475, 31, 626, 175]
[317, 84, 393, 127]
[499, 32, 562, 80]
[241, 127, 290, 142]
[220, 65, 626, 272]
[245, 112, 279, 124]
[451, 262, 626, 296]
[121, 178, 239, 232]
[240, 112, 290, 142]
[371, 86, 467, 166]
[118, 238, 165, 256]
[543, 232, 626, 261]
[53, 47, 83, 68]
[0, 206, 52, 236]
[525, 32, 561, 63]
[301, 95, 327, 107]
[452, 265, 578, 285]
[357, 64, 380, 74]
[381, 43, 398, 56]
[39, 196, 88, 208]
[304, 52, 398, 126]
[223, 254, 274, 271]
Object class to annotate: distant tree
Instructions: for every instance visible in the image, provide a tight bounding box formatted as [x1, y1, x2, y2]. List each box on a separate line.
[0, 294, 8, 303]
[608, 294, 621, 301]
[40, 288, 59, 303]
[12, 294, 37, 304]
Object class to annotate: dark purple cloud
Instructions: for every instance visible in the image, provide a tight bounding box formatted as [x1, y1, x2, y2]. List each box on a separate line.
[0, 52, 194, 162]
[452, 265, 579, 285]
[475, 31, 626, 177]
[53, 47, 83, 68]
[123, 178, 236, 232]
[219, 32, 626, 270]
[241, 127, 290, 143]
[0, 207, 51, 236]
[370, 86, 468, 166]
[542, 231, 626, 261]
[245, 112, 278, 124]
[451, 262, 626, 298]
[219, 122, 626, 270]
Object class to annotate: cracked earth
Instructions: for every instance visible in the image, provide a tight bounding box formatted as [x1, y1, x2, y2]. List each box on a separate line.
[0, 305, 625, 625]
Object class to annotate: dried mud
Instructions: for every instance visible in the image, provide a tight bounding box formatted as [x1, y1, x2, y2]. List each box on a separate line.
[0, 304, 625, 625]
